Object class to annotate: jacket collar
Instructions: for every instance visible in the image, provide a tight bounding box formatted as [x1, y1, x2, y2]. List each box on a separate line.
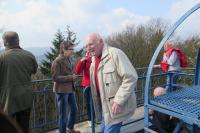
[101, 43, 109, 60]
[58, 54, 72, 70]
[98, 43, 110, 70]
[5, 45, 21, 50]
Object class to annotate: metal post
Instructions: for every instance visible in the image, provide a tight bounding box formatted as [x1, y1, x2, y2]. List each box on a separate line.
[89, 89, 95, 133]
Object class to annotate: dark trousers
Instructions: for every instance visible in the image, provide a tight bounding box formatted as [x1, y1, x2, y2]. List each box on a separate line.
[11, 108, 31, 133]
[152, 111, 177, 133]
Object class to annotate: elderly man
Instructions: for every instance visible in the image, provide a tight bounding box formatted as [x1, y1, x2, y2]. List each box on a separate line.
[85, 33, 138, 133]
[0, 31, 38, 133]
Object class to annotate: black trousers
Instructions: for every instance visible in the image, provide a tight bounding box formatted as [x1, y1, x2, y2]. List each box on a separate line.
[11, 108, 31, 133]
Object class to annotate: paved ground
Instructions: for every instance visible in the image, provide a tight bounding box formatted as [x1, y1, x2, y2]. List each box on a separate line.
[48, 106, 144, 133]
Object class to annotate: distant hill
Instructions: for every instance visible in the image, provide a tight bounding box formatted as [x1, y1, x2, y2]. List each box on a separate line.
[24, 47, 51, 64]
[24, 47, 50, 56]
[0, 47, 50, 64]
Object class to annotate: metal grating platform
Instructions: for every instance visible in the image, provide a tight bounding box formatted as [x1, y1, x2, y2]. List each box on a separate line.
[150, 86, 200, 120]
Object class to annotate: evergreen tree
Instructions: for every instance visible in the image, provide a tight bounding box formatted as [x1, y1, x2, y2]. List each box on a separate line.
[40, 26, 78, 77]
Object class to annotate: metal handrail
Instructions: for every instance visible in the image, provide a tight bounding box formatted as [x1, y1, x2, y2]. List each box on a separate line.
[30, 67, 194, 133]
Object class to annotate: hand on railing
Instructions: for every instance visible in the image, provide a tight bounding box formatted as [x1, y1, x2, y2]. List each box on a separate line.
[153, 64, 161, 68]
[72, 74, 78, 80]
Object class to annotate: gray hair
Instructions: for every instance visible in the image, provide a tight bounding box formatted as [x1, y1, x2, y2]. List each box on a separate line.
[2, 31, 19, 46]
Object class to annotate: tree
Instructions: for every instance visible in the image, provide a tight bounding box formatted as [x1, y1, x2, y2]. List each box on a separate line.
[105, 18, 167, 68]
[0, 28, 4, 50]
[177, 35, 200, 67]
[40, 26, 79, 77]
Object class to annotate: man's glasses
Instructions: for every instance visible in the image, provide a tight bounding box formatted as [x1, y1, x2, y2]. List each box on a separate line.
[85, 42, 95, 48]
[67, 48, 74, 51]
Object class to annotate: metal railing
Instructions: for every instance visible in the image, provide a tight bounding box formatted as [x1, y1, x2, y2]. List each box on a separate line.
[30, 67, 195, 133]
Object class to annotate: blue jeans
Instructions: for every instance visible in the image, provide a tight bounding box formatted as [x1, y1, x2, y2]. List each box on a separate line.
[56, 92, 78, 133]
[100, 114, 122, 133]
[166, 72, 179, 92]
[83, 86, 94, 120]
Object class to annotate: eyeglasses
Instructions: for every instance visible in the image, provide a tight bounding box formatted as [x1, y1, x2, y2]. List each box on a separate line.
[67, 48, 74, 51]
[86, 41, 98, 48]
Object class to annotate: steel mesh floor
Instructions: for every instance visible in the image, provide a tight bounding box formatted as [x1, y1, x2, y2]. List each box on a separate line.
[150, 86, 200, 119]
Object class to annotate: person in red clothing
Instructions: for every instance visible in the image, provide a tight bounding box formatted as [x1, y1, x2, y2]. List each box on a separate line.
[75, 49, 93, 126]
[155, 41, 187, 91]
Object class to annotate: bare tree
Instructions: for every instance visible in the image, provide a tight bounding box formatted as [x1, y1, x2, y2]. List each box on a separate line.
[105, 18, 168, 68]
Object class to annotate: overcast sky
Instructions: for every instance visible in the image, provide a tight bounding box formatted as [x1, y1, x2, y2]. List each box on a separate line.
[0, 0, 200, 49]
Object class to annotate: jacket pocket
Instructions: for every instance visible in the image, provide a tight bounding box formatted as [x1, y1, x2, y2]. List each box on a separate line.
[103, 61, 128, 119]
[103, 66, 119, 98]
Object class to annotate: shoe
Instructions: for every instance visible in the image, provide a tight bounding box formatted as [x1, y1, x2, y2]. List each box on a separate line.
[67, 129, 81, 133]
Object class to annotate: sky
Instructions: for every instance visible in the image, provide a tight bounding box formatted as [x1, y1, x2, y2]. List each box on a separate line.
[0, 0, 200, 49]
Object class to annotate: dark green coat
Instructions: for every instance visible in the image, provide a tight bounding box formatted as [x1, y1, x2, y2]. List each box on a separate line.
[0, 48, 38, 115]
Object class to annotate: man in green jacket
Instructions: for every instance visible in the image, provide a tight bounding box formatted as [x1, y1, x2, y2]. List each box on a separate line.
[0, 31, 38, 133]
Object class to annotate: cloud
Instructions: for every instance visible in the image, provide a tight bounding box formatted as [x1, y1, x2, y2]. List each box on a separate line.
[0, 0, 62, 47]
[0, 0, 7, 7]
[0, 0, 152, 48]
[99, 8, 150, 35]
[59, 0, 99, 22]
[0, 0, 103, 47]
[168, 0, 200, 20]
[167, 0, 200, 38]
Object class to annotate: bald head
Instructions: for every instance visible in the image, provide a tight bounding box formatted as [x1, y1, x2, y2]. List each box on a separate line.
[85, 33, 101, 43]
[2, 31, 19, 48]
[153, 87, 166, 97]
[85, 32, 104, 57]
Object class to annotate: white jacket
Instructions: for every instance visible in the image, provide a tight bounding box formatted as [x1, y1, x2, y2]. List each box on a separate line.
[90, 44, 138, 125]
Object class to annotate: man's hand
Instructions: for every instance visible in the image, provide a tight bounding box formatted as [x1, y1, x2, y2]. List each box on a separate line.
[72, 74, 78, 80]
[80, 56, 87, 62]
[111, 102, 122, 115]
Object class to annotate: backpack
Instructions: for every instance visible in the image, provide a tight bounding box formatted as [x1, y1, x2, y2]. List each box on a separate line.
[177, 49, 188, 67]
[169, 48, 188, 67]
[160, 48, 188, 72]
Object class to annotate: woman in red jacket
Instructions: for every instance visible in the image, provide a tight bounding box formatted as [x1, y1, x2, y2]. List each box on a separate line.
[75, 50, 93, 126]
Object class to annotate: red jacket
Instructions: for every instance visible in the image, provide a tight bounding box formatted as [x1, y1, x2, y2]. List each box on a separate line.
[160, 47, 187, 72]
[75, 56, 91, 87]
